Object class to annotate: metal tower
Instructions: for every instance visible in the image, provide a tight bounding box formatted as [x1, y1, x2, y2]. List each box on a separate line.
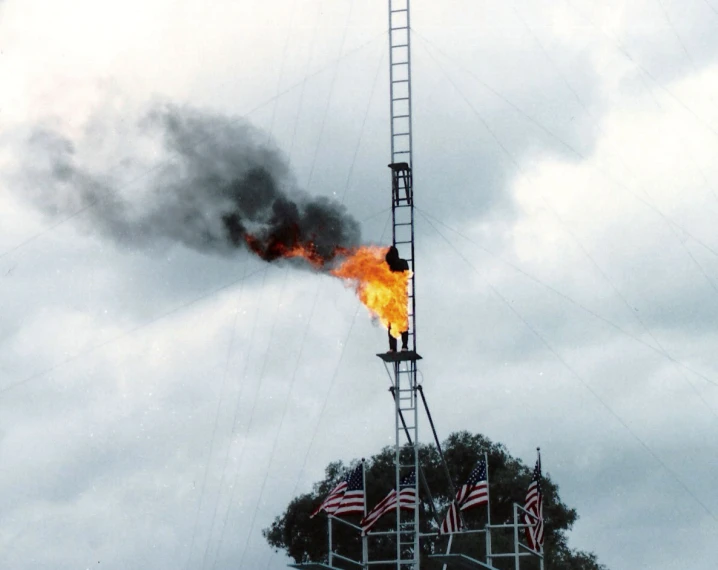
[377, 1, 421, 569]
[288, 4, 547, 570]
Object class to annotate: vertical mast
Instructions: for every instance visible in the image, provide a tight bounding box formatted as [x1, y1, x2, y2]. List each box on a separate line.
[388, 0, 416, 350]
[387, 1, 419, 570]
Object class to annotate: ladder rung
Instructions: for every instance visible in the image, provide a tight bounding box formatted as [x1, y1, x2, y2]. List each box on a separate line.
[391, 8, 408, 13]
[393, 150, 410, 154]
[392, 79, 409, 84]
[391, 44, 409, 49]
[391, 26, 408, 31]
[393, 114, 410, 119]
[394, 222, 412, 226]
[393, 131, 410, 136]
[391, 61, 408, 67]
[392, 96, 409, 101]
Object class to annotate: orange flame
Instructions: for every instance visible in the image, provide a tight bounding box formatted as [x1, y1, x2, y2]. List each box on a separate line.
[331, 245, 411, 338]
[244, 233, 334, 270]
[242, 234, 409, 337]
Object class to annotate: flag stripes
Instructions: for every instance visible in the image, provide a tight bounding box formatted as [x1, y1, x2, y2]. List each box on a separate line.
[361, 472, 416, 534]
[523, 455, 544, 551]
[440, 459, 489, 534]
[439, 501, 460, 534]
[310, 463, 364, 518]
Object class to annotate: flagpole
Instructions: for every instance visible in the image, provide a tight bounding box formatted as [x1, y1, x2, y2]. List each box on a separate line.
[537, 447, 544, 570]
[513, 503, 520, 570]
[441, 533, 454, 570]
[361, 459, 368, 569]
[328, 515, 333, 567]
[484, 451, 492, 567]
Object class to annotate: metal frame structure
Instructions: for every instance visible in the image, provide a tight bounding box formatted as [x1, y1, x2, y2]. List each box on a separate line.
[289, 3, 545, 570]
[384, 1, 420, 568]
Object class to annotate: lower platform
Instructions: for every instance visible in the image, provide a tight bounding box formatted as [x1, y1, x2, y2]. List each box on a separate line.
[287, 562, 340, 570]
[428, 554, 497, 570]
[376, 350, 422, 362]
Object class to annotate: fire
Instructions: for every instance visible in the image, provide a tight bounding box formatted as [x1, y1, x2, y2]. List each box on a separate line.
[331, 245, 411, 338]
[242, 232, 410, 338]
[244, 233, 333, 270]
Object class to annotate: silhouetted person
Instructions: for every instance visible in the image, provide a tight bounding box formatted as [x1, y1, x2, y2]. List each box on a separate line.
[385, 245, 410, 352]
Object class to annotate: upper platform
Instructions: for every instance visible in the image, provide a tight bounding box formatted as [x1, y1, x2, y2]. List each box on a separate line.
[376, 350, 422, 363]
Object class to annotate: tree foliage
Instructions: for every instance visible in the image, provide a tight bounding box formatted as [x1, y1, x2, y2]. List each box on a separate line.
[263, 431, 607, 570]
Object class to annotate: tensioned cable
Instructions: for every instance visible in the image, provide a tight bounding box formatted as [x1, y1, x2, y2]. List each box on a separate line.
[472, 8, 718, 406]
[0, 36, 386, 399]
[261, 212, 393, 570]
[654, 0, 707, 80]
[387, 385, 442, 528]
[411, 39, 718, 402]
[285, 0, 325, 164]
[417, 208, 718, 416]
[417, 211, 717, 523]
[251, 37, 389, 570]
[214, 6, 376, 568]
[0, 265, 267, 397]
[303, 1, 356, 191]
[562, 0, 718, 144]
[192, 3, 303, 567]
[412, 29, 718, 264]
[415, 384, 462, 528]
[204, 265, 274, 570]
[510, 2, 718, 211]
[701, 0, 718, 17]
[182, 260, 259, 570]
[0, 208, 389, 402]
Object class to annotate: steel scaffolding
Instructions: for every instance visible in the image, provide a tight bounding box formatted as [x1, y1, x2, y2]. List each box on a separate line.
[288, 2, 545, 570]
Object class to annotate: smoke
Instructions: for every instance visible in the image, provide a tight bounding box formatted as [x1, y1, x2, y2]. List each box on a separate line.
[9, 101, 361, 267]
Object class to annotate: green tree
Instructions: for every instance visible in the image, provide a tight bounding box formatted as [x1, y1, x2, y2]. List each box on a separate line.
[264, 431, 607, 570]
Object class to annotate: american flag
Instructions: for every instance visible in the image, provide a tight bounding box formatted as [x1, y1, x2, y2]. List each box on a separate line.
[439, 501, 460, 534]
[523, 456, 544, 551]
[457, 460, 489, 511]
[361, 471, 417, 534]
[333, 464, 365, 516]
[310, 464, 363, 518]
[440, 459, 489, 534]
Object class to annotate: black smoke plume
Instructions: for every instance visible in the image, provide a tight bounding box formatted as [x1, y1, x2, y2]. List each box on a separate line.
[11, 102, 361, 267]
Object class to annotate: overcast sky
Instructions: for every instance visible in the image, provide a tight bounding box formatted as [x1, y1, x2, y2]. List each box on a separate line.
[1, 1, 718, 569]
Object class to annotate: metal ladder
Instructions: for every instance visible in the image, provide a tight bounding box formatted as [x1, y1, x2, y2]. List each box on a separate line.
[388, 0, 416, 353]
[393, 358, 419, 570]
[389, 2, 419, 569]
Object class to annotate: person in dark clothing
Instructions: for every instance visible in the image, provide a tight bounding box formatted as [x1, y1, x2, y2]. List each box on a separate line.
[385, 245, 410, 352]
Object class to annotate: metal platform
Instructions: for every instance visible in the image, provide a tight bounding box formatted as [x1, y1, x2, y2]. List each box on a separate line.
[376, 350, 422, 362]
[287, 562, 341, 570]
[428, 554, 498, 570]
